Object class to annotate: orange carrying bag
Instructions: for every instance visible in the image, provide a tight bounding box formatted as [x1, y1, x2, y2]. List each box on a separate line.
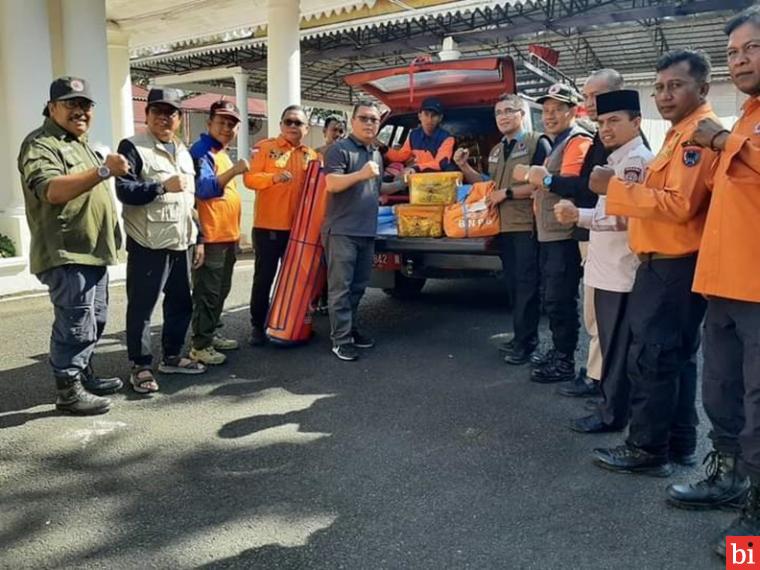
[266, 161, 326, 346]
[443, 181, 500, 238]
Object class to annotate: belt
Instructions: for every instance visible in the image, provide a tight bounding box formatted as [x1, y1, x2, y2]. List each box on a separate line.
[637, 252, 697, 262]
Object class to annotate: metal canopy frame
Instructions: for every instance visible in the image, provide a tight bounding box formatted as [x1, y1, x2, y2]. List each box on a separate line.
[130, 0, 754, 104]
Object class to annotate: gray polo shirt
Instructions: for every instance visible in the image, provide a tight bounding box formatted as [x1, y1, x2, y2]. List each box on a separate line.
[323, 135, 383, 237]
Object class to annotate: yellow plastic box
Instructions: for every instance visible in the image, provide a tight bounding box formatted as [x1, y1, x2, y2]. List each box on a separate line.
[408, 172, 462, 205]
[396, 204, 445, 238]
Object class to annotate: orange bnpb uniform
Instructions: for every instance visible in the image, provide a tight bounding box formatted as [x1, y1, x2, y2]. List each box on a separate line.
[605, 103, 717, 255]
[243, 135, 318, 230]
[693, 96, 760, 303]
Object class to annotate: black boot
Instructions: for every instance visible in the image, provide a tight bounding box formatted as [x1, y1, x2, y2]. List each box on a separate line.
[82, 364, 123, 396]
[667, 451, 750, 510]
[55, 376, 111, 416]
[531, 351, 576, 384]
[714, 483, 760, 558]
[592, 443, 673, 477]
[503, 341, 536, 365]
[529, 348, 555, 368]
[557, 367, 601, 397]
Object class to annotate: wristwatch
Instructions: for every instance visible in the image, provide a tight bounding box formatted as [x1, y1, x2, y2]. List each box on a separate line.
[542, 174, 553, 188]
[505, 188, 514, 201]
[97, 165, 111, 179]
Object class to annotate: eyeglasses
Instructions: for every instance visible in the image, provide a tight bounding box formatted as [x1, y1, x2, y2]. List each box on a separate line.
[59, 99, 95, 112]
[354, 115, 380, 125]
[495, 108, 522, 117]
[283, 119, 306, 127]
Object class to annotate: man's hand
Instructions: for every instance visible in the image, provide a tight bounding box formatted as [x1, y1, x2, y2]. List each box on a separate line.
[273, 170, 293, 184]
[192, 244, 205, 269]
[691, 118, 728, 150]
[453, 148, 470, 168]
[512, 164, 530, 183]
[104, 153, 129, 177]
[360, 160, 381, 181]
[234, 158, 250, 175]
[554, 199, 579, 224]
[589, 165, 616, 195]
[527, 165, 550, 188]
[485, 189, 507, 208]
[163, 175, 187, 193]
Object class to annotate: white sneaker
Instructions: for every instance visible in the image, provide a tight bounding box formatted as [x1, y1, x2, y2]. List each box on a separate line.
[212, 335, 239, 351]
[189, 346, 226, 365]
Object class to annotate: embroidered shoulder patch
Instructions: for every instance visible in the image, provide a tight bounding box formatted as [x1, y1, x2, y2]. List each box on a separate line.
[682, 148, 701, 167]
[623, 166, 642, 182]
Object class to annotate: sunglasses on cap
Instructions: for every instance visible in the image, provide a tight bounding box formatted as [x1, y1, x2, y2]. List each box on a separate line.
[283, 118, 306, 127]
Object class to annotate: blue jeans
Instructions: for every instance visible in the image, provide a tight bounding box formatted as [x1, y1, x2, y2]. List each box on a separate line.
[37, 264, 108, 382]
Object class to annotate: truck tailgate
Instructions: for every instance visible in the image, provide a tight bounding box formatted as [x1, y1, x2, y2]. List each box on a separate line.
[375, 236, 497, 255]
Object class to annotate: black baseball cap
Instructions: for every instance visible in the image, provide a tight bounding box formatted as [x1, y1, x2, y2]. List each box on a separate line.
[49, 76, 95, 103]
[420, 97, 444, 115]
[596, 89, 641, 115]
[147, 88, 182, 110]
[537, 83, 582, 106]
[210, 99, 241, 121]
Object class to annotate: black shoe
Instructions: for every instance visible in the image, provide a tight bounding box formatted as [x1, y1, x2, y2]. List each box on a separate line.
[81, 364, 123, 396]
[351, 330, 375, 349]
[569, 414, 623, 434]
[503, 342, 535, 365]
[557, 368, 601, 397]
[584, 398, 602, 412]
[332, 343, 359, 361]
[713, 483, 760, 558]
[592, 444, 674, 477]
[667, 451, 750, 510]
[249, 326, 266, 346]
[55, 378, 111, 416]
[529, 348, 555, 368]
[531, 352, 576, 384]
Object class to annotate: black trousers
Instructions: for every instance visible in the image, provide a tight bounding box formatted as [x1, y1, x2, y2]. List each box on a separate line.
[595, 289, 631, 428]
[702, 297, 760, 481]
[497, 231, 540, 349]
[539, 239, 581, 356]
[126, 236, 193, 367]
[250, 228, 290, 330]
[625, 255, 706, 457]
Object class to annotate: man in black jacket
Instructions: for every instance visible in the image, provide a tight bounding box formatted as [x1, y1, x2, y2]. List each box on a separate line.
[528, 69, 625, 397]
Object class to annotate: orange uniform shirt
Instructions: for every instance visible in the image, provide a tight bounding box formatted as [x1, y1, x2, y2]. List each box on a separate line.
[606, 103, 717, 255]
[560, 136, 593, 176]
[693, 96, 760, 302]
[243, 135, 318, 230]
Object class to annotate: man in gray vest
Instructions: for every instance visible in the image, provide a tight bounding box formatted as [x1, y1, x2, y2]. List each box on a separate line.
[514, 84, 593, 384]
[18, 76, 128, 415]
[455, 94, 551, 364]
[116, 88, 207, 394]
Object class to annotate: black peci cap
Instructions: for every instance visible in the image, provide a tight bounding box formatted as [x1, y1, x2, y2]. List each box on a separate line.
[596, 89, 641, 115]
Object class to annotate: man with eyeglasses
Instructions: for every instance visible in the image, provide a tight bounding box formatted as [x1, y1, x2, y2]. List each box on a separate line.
[454, 94, 551, 366]
[383, 97, 456, 175]
[116, 88, 207, 394]
[589, 50, 717, 477]
[666, 7, 760, 556]
[187, 100, 249, 366]
[18, 76, 129, 415]
[243, 105, 318, 346]
[323, 101, 404, 361]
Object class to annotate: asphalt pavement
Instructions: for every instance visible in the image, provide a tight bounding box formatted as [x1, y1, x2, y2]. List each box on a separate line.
[0, 258, 730, 569]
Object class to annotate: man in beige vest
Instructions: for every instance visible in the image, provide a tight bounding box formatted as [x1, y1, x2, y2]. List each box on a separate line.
[116, 88, 207, 394]
[455, 94, 551, 364]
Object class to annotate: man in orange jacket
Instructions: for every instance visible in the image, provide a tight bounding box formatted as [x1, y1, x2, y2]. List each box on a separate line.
[589, 49, 716, 477]
[665, 6, 760, 557]
[244, 105, 318, 345]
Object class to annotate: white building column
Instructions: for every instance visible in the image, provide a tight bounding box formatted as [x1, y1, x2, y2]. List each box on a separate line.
[267, 0, 301, 137]
[107, 23, 134, 148]
[59, 0, 113, 150]
[233, 71, 250, 160]
[0, 0, 54, 261]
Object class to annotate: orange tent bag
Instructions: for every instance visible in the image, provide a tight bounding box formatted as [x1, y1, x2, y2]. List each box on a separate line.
[443, 181, 500, 238]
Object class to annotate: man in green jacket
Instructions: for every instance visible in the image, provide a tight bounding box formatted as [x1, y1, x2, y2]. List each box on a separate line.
[18, 76, 129, 415]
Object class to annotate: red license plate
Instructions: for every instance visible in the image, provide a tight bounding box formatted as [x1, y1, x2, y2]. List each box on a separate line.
[373, 252, 402, 271]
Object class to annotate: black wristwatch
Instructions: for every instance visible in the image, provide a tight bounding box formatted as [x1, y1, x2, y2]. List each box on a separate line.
[505, 188, 514, 201]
